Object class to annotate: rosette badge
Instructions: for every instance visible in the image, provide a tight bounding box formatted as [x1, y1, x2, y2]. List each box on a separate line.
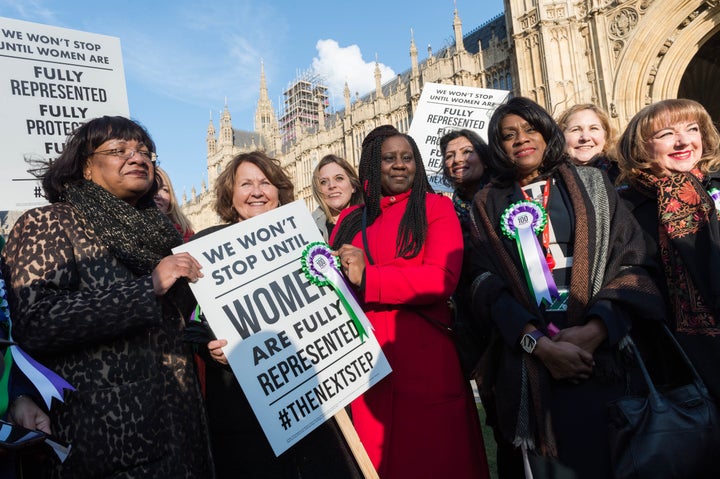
[301, 242, 370, 341]
[300, 242, 339, 287]
[500, 200, 547, 239]
[500, 200, 558, 306]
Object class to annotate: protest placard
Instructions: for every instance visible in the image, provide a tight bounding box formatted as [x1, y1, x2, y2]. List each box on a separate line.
[0, 16, 129, 211]
[407, 82, 509, 193]
[173, 201, 392, 457]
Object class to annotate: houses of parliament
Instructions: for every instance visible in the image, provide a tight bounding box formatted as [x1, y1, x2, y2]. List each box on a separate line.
[182, 0, 720, 231]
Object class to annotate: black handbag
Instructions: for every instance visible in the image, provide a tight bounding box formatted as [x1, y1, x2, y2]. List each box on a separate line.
[607, 327, 720, 479]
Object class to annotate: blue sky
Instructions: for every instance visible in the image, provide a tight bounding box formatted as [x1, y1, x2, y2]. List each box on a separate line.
[0, 0, 504, 200]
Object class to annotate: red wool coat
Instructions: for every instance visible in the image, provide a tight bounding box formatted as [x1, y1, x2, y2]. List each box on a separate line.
[332, 191, 489, 479]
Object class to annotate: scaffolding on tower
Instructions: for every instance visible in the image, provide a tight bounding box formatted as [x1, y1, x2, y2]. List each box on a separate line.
[279, 69, 329, 145]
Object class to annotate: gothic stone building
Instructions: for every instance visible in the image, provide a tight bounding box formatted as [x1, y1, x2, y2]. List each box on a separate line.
[182, 0, 720, 231]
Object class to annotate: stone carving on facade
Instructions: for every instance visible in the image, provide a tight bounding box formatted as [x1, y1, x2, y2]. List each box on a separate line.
[610, 102, 618, 118]
[680, 9, 700, 28]
[609, 8, 639, 39]
[658, 38, 673, 56]
[612, 40, 624, 59]
[550, 26, 569, 43]
[546, 5, 568, 19]
[638, 0, 654, 13]
[520, 9, 539, 30]
[647, 65, 658, 85]
[576, 1, 589, 18]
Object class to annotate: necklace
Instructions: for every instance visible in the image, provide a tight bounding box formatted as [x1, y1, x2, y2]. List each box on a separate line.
[521, 179, 555, 270]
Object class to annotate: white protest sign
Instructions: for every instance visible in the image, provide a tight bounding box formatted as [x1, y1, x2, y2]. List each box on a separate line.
[174, 201, 392, 456]
[408, 82, 510, 193]
[0, 17, 129, 211]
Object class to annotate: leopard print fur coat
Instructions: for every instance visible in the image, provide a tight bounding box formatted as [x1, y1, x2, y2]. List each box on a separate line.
[2, 203, 213, 478]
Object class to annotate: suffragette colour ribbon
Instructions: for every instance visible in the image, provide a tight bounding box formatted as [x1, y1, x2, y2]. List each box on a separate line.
[0, 270, 74, 415]
[300, 242, 371, 342]
[500, 200, 558, 306]
[709, 188, 720, 213]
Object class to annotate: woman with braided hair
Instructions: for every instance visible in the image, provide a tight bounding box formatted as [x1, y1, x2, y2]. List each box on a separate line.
[465, 97, 664, 478]
[331, 125, 489, 479]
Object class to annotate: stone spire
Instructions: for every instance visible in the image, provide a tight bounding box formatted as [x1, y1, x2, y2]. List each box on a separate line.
[374, 54, 384, 98]
[344, 80, 351, 111]
[254, 59, 278, 139]
[219, 98, 232, 146]
[410, 28, 419, 77]
[453, 4, 465, 53]
[206, 110, 217, 156]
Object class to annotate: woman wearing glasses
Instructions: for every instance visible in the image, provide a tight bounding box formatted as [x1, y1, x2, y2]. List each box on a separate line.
[1, 116, 212, 477]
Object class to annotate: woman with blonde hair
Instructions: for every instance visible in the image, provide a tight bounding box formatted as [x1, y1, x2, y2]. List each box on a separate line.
[311, 154, 363, 241]
[154, 167, 194, 242]
[557, 103, 619, 182]
[616, 98, 720, 406]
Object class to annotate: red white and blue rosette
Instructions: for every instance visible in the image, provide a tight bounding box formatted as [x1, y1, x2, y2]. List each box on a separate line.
[300, 242, 370, 341]
[500, 200, 558, 306]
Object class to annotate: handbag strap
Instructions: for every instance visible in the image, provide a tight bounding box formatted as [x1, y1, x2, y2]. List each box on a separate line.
[361, 206, 453, 336]
[658, 323, 709, 392]
[630, 324, 710, 402]
[414, 308, 455, 336]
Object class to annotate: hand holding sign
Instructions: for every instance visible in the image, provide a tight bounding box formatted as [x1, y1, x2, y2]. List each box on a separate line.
[301, 242, 371, 342]
[173, 201, 391, 457]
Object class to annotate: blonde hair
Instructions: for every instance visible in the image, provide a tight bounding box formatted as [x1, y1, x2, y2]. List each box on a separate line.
[615, 99, 720, 184]
[311, 154, 362, 220]
[556, 103, 617, 155]
[155, 167, 193, 235]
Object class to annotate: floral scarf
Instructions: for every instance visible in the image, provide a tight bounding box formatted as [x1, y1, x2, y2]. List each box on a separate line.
[634, 169, 720, 334]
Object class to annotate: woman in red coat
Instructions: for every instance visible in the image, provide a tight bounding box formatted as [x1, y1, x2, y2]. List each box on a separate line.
[331, 125, 489, 479]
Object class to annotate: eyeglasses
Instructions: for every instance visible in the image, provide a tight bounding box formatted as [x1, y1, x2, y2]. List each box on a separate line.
[93, 148, 155, 164]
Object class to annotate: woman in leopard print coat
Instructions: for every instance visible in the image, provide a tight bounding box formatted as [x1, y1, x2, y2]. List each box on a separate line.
[1, 117, 212, 478]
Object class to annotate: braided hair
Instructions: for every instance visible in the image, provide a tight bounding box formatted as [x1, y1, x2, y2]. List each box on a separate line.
[332, 125, 432, 258]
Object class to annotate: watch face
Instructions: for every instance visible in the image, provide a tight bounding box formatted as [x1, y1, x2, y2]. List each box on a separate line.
[521, 334, 537, 353]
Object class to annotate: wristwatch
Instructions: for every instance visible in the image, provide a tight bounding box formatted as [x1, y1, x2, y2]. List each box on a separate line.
[520, 330, 545, 354]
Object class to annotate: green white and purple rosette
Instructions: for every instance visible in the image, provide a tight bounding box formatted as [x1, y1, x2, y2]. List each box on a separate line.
[709, 187, 720, 212]
[500, 200, 558, 306]
[0, 270, 74, 415]
[300, 242, 370, 342]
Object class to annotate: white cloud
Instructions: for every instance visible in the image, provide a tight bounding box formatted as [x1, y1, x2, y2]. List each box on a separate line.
[311, 39, 395, 107]
[0, 0, 56, 24]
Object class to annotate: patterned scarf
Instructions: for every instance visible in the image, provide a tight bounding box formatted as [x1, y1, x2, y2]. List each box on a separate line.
[64, 180, 183, 276]
[452, 191, 473, 228]
[634, 169, 720, 334]
[453, 182, 487, 230]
